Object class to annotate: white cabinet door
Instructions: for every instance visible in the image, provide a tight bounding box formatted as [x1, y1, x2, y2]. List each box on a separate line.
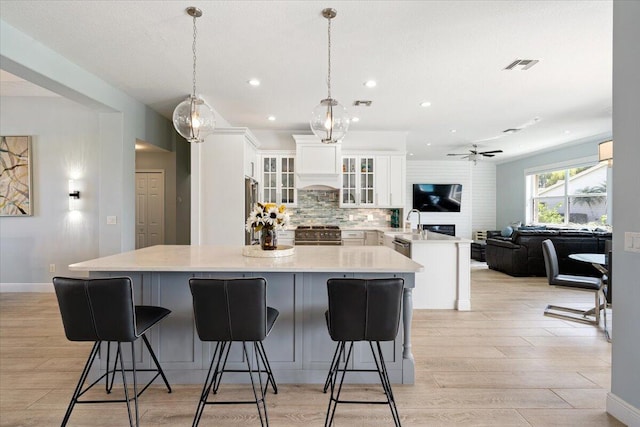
[340, 156, 375, 207]
[244, 141, 257, 179]
[375, 156, 390, 206]
[261, 153, 297, 206]
[365, 231, 378, 246]
[389, 155, 405, 207]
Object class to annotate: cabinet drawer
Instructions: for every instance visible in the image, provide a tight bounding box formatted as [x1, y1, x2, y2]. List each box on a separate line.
[341, 231, 365, 239]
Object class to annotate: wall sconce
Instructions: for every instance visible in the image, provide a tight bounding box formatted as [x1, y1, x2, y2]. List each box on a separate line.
[68, 180, 80, 211]
[598, 140, 613, 167]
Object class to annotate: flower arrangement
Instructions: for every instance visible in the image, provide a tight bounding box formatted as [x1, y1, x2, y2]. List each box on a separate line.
[245, 203, 290, 232]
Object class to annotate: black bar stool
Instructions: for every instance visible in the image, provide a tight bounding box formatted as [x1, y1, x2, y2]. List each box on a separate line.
[52, 276, 172, 427]
[324, 278, 404, 427]
[189, 277, 279, 427]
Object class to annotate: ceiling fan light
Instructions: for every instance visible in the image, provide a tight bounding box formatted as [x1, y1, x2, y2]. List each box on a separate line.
[173, 95, 216, 143]
[310, 98, 350, 143]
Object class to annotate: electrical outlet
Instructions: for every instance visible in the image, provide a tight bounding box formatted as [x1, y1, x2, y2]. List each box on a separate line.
[349, 215, 354, 221]
[49, 264, 55, 273]
[367, 214, 373, 221]
[106, 216, 117, 225]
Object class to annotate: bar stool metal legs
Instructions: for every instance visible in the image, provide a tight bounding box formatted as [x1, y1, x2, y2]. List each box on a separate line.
[60, 337, 171, 427]
[193, 341, 270, 427]
[324, 341, 401, 427]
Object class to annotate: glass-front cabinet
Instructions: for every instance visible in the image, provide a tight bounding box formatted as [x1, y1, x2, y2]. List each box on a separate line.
[261, 153, 296, 206]
[341, 156, 375, 207]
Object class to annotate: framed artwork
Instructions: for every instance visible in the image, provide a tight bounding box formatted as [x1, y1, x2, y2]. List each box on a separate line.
[0, 136, 33, 216]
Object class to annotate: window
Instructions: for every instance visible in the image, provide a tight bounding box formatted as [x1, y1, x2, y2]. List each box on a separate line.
[526, 162, 609, 228]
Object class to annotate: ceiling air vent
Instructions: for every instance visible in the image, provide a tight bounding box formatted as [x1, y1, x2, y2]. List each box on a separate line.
[353, 100, 373, 107]
[504, 59, 539, 70]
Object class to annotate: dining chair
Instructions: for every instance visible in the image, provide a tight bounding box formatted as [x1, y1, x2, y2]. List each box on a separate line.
[542, 240, 605, 326]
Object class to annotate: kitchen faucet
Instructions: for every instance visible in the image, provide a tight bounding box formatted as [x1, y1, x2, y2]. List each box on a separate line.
[406, 209, 423, 235]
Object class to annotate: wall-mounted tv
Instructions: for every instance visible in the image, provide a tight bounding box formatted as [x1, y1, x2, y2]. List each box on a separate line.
[412, 184, 462, 212]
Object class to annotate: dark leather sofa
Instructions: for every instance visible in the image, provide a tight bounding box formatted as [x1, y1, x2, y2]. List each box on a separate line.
[485, 229, 611, 277]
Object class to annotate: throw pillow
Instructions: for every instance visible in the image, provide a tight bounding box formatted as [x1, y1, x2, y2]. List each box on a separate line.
[501, 226, 513, 237]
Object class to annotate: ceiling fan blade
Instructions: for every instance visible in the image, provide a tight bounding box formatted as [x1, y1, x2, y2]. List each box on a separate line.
[479, 150, 503, 154]
[481, 154, 496, 157]
[447, 153, 467, 156]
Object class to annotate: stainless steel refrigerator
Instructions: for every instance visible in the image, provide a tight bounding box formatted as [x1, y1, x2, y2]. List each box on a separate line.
[245, 177, 259, 245]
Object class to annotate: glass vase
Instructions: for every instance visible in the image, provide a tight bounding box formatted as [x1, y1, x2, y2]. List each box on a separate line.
[260, 228, 278, 250]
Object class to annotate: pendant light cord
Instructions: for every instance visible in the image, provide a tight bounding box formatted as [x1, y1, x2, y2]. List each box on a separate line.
[327, 16, 332, 99]
[192, 13, 198, 97]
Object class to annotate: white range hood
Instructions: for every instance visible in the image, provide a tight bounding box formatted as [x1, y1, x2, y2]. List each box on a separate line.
[293, 135, 341, 189]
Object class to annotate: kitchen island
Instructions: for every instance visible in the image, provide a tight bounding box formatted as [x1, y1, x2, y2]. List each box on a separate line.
[392, 231, 472, 310]
[69, 245, 423, 385]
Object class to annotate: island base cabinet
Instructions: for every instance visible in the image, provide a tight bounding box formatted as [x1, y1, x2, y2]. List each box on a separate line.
[88, 270, 415, 385]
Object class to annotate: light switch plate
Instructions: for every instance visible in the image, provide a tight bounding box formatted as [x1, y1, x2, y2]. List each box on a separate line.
[106, 216, 117, 225]
[624, 232, 640, 253]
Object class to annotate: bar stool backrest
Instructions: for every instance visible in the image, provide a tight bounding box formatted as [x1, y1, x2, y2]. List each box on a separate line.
[53, 277, 138, 342]
[327, 278, 404, 342]
[189, 278, 268, 342]
[53, 277, 99, 342]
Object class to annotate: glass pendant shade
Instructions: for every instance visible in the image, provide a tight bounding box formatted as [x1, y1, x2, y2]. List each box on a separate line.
[310, 98, 350, 143]
[173, 95, 216, 143]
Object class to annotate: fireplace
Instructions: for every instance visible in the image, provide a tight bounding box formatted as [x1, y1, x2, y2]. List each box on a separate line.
[420, 224, 456, 236]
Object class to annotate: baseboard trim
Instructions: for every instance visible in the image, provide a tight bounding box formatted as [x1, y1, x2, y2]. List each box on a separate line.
[0, 283, 53, 293]
[607, 392, 640, 426]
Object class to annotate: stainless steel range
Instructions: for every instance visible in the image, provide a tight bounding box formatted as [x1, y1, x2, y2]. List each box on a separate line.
[294, 225, 342, 246]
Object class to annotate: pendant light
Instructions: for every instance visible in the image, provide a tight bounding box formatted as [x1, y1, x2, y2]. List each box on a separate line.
[173, 7, 215, 143]
[310, 8, 350, 144]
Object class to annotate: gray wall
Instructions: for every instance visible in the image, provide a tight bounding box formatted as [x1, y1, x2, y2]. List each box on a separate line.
[610, 0, 640, 416]
[0, 97, 100, 285]
[1, 19, 173, 257]
[495, 134, 610, 229]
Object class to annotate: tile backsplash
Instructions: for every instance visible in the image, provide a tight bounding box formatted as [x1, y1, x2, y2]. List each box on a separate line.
[288, 190, 398, 228]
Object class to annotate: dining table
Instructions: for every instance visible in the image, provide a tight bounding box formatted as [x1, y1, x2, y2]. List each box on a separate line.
[569, 252, 611, 341]
[569, 253, 608, 275]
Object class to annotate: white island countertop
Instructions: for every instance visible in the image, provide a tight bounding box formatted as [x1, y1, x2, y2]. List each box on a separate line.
[391, 230, 473, 244]
[69, 245, 424, 273]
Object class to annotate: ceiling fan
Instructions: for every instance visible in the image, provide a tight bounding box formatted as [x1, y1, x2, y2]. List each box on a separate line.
[447, 144, 503, 164]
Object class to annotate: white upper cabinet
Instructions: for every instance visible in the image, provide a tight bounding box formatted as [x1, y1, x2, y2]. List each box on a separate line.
[340, 156, 375, 207]
[260, 153, 297, 206]
[244, 140, 257, 179]
[376, 154, 405, 208]
[293, 135, 341, 188]
[341, 153, 405, 208]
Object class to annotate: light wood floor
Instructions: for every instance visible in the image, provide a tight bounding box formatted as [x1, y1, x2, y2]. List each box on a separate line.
[0, 267, 624, 426]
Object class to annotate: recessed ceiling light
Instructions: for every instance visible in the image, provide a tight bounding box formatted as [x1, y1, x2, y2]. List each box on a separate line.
[420, 101, 432, 107]
[426, 143, 432, 146]
[351, 117, 360, 122]
[564, 130, 571, 134]
[450, 129, 457, 133]
[408, 153, 414, 156]
[248, 79, 261, 86]
[364, 80, 377, 88]
[267, 115, 276, 121]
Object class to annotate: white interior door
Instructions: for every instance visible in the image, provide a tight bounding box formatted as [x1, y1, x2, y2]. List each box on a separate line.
[136, 171, 165, 249]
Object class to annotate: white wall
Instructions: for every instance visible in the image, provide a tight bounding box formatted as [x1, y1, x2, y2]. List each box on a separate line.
[608, 1, 640, 423]
[0, 96, 100, 289]
[405, 160, 496, 239]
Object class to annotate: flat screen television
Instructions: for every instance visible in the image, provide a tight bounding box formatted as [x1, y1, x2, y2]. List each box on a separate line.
[412, 184, 462, 212]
